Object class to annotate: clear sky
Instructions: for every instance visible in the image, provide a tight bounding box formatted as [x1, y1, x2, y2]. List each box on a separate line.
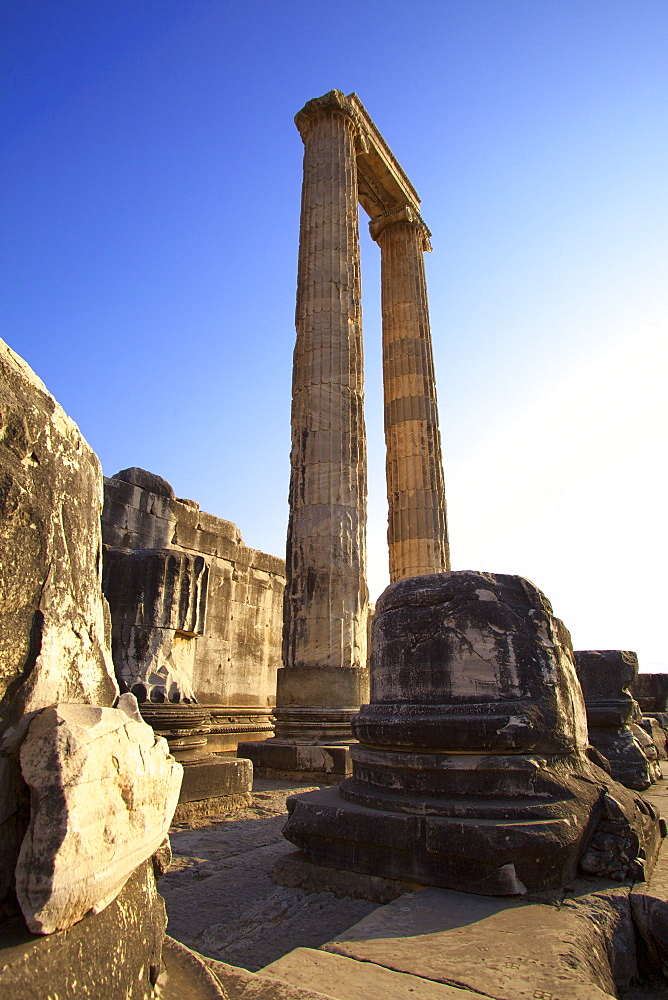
[2, 1, 667, 669]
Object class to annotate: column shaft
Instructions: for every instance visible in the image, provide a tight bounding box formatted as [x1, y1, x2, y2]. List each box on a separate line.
[275, 93, 368, 741]
[374, 212, 450, 582]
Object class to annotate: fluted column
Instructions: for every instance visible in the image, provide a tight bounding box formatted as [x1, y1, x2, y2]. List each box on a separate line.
[273, 90, 369, 744]
[370, 206, 450, 582]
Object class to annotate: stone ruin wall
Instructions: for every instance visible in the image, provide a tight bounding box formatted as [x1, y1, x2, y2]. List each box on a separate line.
[101, 475, 286, 720]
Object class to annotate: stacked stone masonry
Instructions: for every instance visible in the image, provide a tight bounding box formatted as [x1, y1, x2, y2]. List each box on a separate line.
[102, 473, 285, 725]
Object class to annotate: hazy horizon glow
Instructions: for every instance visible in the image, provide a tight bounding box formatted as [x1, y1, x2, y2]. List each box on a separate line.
[2, 0, 666, 669]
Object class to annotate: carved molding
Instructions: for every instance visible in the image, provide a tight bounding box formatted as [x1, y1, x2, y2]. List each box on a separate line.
[369, 205, 432, 251]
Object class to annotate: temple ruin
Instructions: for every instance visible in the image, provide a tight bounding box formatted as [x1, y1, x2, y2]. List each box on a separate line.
[3, 90, 668, 999]
[243, 90, 450, 780]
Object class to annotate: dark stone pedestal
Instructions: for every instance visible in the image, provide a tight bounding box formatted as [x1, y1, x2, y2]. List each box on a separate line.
[283, 572, 664, 894]
[0, 861, 165, 1000]
[575, 650, 657, 791]
[140, 706, 252, 820]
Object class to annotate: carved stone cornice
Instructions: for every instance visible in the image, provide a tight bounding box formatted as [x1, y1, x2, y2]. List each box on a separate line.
[294, 89, 366, 143]
[369, 205, 432, 251]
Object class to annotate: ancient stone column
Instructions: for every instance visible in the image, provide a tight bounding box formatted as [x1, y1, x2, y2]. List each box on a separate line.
[370, 206, 449, 582]
[244, 91, 368, 777]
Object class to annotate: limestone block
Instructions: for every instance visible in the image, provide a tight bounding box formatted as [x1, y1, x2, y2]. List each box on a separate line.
[113, 466, 175, 499]
[15, 695, 183, 934]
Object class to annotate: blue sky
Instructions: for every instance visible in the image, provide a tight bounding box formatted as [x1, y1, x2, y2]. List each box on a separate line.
[2, 0, 667, 668]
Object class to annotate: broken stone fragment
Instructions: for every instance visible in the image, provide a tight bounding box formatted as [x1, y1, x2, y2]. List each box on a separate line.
[15, 697, 183, 934]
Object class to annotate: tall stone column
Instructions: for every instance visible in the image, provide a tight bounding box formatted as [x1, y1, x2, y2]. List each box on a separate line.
[241, 90, 369, 778]
[370, 206, 450, 582]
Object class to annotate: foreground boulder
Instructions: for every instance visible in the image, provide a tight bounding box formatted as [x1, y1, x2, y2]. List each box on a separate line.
[0, 339, 118, 907]
[0, 338, 181, 998]
[284, 572, 663, 893]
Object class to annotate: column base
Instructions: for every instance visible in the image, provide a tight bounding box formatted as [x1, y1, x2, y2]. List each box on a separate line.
[282, 750, 664, 893]
[243, 664, 368, 781]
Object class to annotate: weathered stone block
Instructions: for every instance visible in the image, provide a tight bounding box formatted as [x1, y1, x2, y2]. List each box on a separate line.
[0, 338, 119, 907]
[16, 696, 182, 934]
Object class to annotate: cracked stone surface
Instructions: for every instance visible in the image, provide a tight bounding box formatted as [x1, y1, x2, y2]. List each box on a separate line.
[161, 779, 378, 971]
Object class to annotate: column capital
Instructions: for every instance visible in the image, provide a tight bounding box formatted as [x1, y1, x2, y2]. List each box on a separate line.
[294, 90, 368, 150]
[369, 205, 432, 251]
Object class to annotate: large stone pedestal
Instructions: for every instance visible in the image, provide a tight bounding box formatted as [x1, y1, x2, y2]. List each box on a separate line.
[141, 706, 252, 820]
[283, 572, 663, 894]
[575, 650, 659, 791]
[630, 673, 668, 714]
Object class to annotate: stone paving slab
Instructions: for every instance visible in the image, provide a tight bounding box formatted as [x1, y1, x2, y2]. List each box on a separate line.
[262, 947, 483, 1000]
[319, 886, 622, 1000]
[162, 780, 378, 971]
[160, 937, 338, 1000]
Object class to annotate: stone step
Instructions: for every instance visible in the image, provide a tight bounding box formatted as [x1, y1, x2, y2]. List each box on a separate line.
[161, 937, 339, 1000]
